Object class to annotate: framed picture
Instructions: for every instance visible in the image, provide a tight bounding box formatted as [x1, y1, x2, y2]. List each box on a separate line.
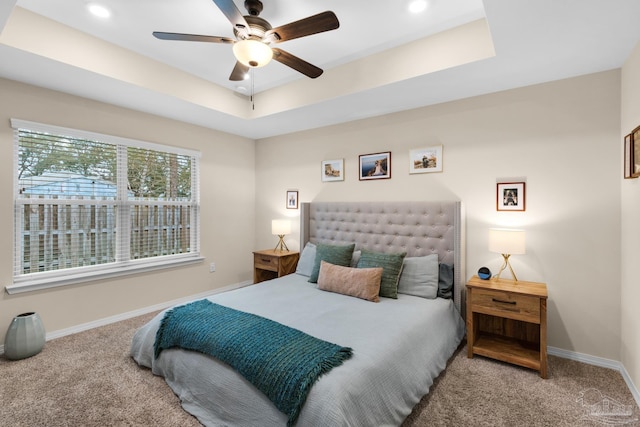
[409, 145, 443, 174]
[286, 190, 298, 209]
[321, 159, 344, 182]
[497, 182, 525, 211]
[624, 133, 634, 179]
[359, 152, 391, 180]
[633, 126, 640, 178]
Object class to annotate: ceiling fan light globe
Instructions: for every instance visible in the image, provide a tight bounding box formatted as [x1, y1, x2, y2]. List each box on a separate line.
[233, 40, 273, 68]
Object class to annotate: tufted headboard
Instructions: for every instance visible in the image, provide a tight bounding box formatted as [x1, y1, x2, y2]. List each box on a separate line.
[300, 201, 465, 313]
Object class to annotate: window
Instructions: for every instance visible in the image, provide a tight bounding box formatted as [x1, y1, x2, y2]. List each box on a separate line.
[9, 119, 201, 294]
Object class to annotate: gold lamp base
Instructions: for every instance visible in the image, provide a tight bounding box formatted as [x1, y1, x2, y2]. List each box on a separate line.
[274, 235, 289, 252]
[495, 253, 518, 282]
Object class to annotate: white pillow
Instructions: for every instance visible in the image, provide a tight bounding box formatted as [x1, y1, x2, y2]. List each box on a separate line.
[295, 242, 316, 277]
[397, 254, 439, 299]
[350, 250, 361, 267]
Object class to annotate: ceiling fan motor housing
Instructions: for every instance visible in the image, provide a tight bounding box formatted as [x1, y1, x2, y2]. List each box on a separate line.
[233, 15, 271, 40]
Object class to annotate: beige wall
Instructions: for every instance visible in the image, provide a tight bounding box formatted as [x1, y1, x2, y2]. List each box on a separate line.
[256, 71, 623, 360]
[621, 42, 640, 391]
[0, 78, 256, 343]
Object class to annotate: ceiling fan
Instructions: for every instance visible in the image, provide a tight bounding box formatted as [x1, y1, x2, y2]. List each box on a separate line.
[153, 0, 340, 81]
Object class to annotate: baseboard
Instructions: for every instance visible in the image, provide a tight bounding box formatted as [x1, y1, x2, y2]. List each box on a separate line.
[0, 280, 253, 354]
[548, 346, 640, 407]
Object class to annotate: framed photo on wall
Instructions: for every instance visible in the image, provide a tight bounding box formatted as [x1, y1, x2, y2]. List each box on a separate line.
[409, 145, 443, 174]
[624, 132, 634, 179]
[497, 182, 525, 211]
[359, 152, 391, 180]
[321, 159, 344, 182]
[286, 190, 298, 209]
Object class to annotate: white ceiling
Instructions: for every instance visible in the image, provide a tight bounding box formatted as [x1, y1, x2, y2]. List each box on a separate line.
[1, 0, 639, 139]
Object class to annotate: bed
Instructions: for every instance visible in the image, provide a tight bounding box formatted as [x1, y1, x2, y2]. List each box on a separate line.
[131, 201, 466, 426]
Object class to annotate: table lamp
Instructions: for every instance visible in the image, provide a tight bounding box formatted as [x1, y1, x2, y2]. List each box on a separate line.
[272, 219, 291, 252]
[488, 228, 526, 281]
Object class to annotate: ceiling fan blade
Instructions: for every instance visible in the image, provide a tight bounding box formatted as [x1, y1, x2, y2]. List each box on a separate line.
[229, 61, 250, 81]
[153, 32, 234, 44]
[211, 0, 250, 38]
[272, 48, 323, 79]
[265, 11, 339, 43]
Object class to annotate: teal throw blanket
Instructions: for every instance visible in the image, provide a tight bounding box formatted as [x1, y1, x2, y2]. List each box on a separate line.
[154, 299, 353, 426]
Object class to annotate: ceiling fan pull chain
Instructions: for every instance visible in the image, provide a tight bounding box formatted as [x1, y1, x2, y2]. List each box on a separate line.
[251, 68, 255, 110]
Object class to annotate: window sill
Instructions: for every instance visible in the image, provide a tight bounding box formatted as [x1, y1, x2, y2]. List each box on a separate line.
[5, 255, 204, 295]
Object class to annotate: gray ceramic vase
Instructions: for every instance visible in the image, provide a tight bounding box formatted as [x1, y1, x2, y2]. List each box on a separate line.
[4, 312, 46, 360]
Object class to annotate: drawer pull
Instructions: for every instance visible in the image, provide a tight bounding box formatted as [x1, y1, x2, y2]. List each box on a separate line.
[261, 258, 272, 263]
[492, 298, 516, 305]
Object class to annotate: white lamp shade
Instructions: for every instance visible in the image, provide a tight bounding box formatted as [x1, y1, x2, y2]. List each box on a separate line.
[233, 39, 273, 68]
[272, 219, 291, 236]
[489, 228, 526, 255]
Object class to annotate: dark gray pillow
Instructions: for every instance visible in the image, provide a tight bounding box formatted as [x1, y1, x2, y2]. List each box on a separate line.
[356, 249, 406, 299]
[308, 243, 355, 283]
[438, 263, 454, 299]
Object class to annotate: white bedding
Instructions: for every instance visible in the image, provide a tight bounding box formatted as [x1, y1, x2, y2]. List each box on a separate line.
[131, 273, 465, 426]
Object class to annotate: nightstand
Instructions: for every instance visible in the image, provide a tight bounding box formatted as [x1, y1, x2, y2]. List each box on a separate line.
[253, 249, 299, 284]
[466, 275, 548, 378]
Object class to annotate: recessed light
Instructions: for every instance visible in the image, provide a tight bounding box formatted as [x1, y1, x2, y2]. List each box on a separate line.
[236, 86, 247, 93]
[88, 3, 111, 19]
[408, 0, 427, 14]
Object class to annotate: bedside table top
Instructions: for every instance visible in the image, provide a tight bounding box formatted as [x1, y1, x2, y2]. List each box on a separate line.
[466, 275, 548, 298]
[253, 249, 299, 257]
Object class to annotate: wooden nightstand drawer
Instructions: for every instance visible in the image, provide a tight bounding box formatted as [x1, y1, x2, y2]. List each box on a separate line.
[254, 253, 278, 272]
[471, 288, 540, 323]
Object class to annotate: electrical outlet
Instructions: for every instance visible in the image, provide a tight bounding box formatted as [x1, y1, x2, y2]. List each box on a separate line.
[209, 262, 216, 273]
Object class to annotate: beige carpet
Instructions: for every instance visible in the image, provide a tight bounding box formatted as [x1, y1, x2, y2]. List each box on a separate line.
[1, 311, 638, 427]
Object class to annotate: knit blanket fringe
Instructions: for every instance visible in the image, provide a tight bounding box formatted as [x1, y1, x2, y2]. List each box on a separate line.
[154, 299, 353, 426]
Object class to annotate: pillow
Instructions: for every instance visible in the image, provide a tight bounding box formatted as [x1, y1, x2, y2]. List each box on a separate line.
[350, 250, 361, 267]
[317, 261, 382, 302]
[397, 254, 439, 299]
[308, 243, 356, 283]
[356, 249, 406, 299]
[438, 263, 454, 299]
[295, 242, 316, 277]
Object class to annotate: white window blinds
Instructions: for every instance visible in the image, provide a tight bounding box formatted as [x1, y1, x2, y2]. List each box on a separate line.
[10, 119, 201, 293]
